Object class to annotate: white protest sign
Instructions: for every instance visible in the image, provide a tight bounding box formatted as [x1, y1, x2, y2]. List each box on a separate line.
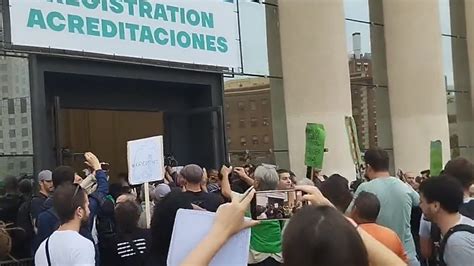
[127, 135, 164, 185]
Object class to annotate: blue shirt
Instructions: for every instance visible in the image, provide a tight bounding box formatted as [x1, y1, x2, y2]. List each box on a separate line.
[350, 177, 420, 261]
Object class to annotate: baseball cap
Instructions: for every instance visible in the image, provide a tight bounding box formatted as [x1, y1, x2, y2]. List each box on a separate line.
[153, 183, 171, 199]
[181, 164, 204, 184]
[38, 170, 52, 182]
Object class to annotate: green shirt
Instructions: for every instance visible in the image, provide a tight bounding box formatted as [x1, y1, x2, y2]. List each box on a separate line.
[250, 220, 282, 253]
[350, 177, 419, 261]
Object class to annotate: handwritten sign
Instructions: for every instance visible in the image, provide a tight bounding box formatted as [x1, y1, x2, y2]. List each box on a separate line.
[305, 123, 326, 169]
[127, 136, 164, 185]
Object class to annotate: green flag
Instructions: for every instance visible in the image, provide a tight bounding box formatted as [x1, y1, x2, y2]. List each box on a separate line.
[430, 140, 443, 176]
[305, 123, 326, 169]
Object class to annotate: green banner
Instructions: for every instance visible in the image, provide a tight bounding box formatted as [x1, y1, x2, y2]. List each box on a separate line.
[430, 140, 443, 176]
[305, 123, 326, 169]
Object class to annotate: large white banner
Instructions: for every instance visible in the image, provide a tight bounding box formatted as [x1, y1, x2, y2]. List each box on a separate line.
[8, 0, 241, 68]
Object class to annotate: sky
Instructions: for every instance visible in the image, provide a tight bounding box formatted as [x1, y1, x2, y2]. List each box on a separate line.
[343, 0, 456, 87]
[232, 0, 457, 87]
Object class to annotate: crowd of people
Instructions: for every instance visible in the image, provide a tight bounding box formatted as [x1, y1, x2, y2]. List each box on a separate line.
[0, 148, 473, 265]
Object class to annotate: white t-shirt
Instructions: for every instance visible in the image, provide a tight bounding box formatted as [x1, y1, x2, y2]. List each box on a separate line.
[35, 230, 95, 266]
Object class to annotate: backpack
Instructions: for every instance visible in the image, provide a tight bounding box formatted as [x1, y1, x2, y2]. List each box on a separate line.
[438, 224, 474, 266]
[429, 200, 474, 265]
[90, 193, 116, 244]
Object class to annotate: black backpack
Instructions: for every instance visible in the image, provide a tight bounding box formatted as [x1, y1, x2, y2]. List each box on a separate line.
[438, 224, 474, 266]
[90, 193, 116, 243]
[16, 198, 34, 241]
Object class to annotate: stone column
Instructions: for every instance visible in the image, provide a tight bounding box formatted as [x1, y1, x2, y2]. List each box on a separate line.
[279, 0, 356, 179]
[462, 0, 474, 160]
[382, 0, 451, 171]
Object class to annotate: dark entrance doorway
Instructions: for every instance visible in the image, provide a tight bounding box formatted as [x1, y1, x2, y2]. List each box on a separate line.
[30, 55, 226, 176]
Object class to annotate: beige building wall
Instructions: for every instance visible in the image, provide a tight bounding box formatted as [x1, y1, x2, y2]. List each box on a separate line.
[279, 0, 356, 180]
[382, 0, 451, 172]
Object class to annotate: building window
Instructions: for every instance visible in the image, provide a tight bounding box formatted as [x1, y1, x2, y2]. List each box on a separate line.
[250, 117, 257, 127]
[239, 119, 245, 128]
[8, 163, 14, 170]
[20, 161, 27, 169]
[240, 137, 247, 146]
[22, 141, 29, 148]
[262, 117, 270, 126]
[9, 118, 15, 126]
[8, 99, 15, 114]
[262, 99, 268, 105]
[356, 62, 362, 72]
[21, 128, 28, 137]
[10, 142, 17, 149]
[226, 121, 231, 129]
[238, 102, 245, 111]
[252, 135, 259, 145]
[2, 86, 8, 94]
[0, 120, 2, 127]
[250, 100, 257, 111]
[21, 117, 27, 124]
[9, 130, 16, 138]
[1, 75, 7, 82]
[0, 130, 3, 138]
[0, 143, 3, 150]
[263, 135, 270, 144]
[20, 98, 27, 113]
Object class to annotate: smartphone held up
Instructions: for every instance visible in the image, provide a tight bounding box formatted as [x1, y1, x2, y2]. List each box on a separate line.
[252, 190, 306, 220]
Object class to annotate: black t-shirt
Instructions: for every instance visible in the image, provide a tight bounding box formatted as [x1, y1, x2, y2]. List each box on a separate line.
[182, 190, 223, 212]
[102, 228, 151, 266]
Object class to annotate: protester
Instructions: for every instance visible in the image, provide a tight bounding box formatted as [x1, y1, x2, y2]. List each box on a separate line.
[102, 201, 151, 266]
[34, 183, 95, 265]
[30, 171, 54, 223]
[419, 157, 474, 263]
[320, 174, 353, 213]
[34, 166, 77, 252]
[116, 193, 137, 204]
[150, 191, 193, 266]
[404, 172, 420, 191]
[243, 165, 283, 265]
[18, 179, 33, 202]
[180, 164, 222, 212]
[232, 166, 255, 193]
[276, 169, 294, 190]
[182, 185, 406, 266]
[350, 148, 420, 266]
[284, 205, 369, 266]
[0, 176, 21, 224]
[418, 176, 474, 265]
[35, 152, 108, 257]
[350, 191, 408, 262]
[206, 169, 221, 193]
[15, 171, 53, 258]
[138, 183, 171, 229]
